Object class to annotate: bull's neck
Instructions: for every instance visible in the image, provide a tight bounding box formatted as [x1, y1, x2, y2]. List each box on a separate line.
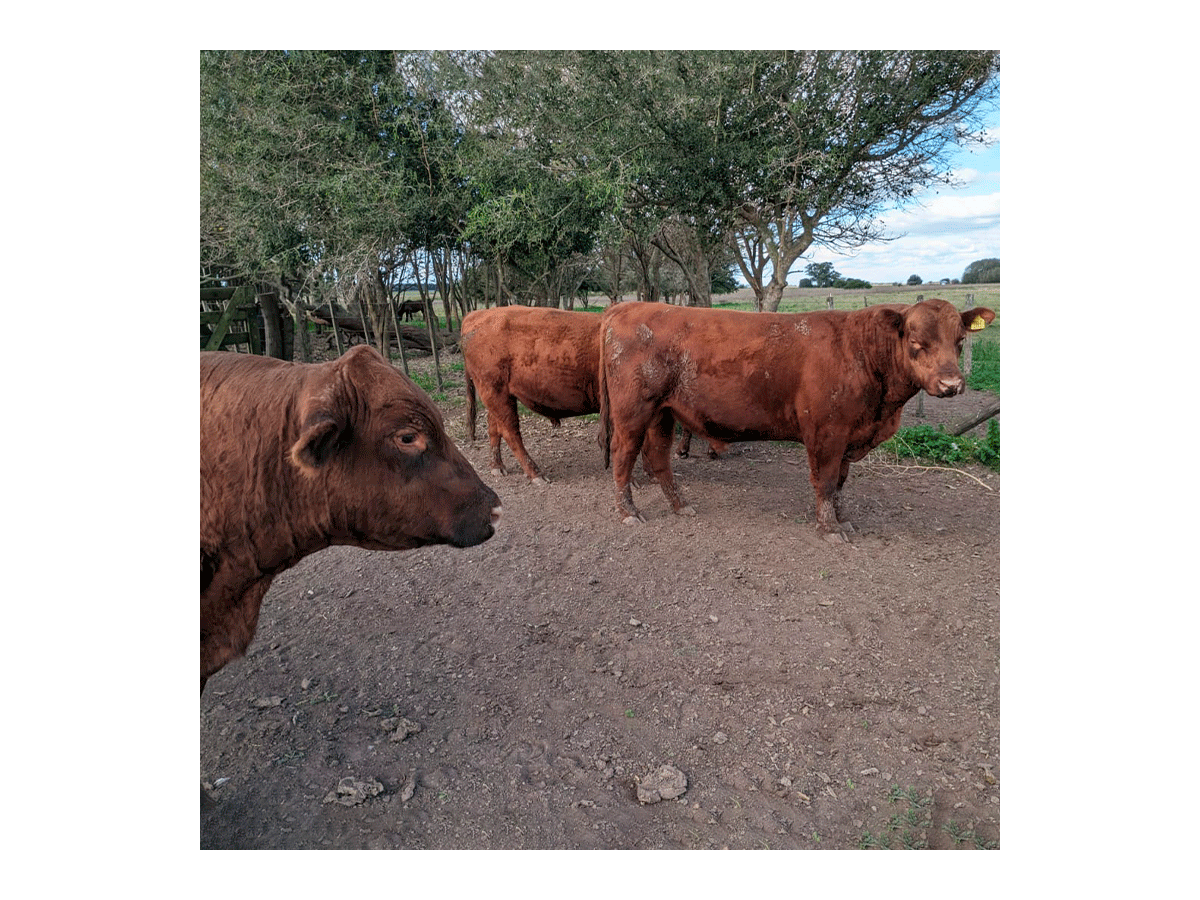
[246, 466, 343, 580]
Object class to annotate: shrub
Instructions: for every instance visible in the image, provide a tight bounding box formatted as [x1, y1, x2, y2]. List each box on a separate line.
[880, 422, 999, 469]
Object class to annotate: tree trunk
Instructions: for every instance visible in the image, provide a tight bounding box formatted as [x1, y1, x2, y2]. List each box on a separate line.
[388, 292, 410, 376]
[276, 279, 310, 362]
[731, 228, 768, 312]
[653, 223, 713, 308]
[256, 289, 286, 358]
[355, 267, 392, 360]
[762, 276, 788, 313]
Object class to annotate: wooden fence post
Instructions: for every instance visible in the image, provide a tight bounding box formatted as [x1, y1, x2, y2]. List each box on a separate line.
[950, 401, 999, 436]
[959, 296, 974, 387]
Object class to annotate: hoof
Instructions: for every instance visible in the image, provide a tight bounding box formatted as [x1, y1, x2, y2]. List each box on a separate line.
[490, 466, 506, 477]
[676, 504, 696, 517]
[821, 528, 850, 544]
[622, 514, 645, 526]
[530, 475, 551, 486]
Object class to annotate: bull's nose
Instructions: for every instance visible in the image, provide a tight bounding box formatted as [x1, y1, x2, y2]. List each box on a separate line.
[937, 377, 964, 397]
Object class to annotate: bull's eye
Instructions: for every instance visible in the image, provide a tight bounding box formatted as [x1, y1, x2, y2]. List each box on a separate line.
[394, 430, 424, 453]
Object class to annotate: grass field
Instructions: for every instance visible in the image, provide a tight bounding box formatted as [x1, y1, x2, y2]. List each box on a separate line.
[708, 283, 1000, 323]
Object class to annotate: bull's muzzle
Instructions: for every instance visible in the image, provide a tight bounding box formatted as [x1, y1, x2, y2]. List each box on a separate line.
[933, 375, 965, 398]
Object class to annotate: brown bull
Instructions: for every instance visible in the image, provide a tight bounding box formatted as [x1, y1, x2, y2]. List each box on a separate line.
[461, 306, 606, 484]
[598, 298, 995, 537]
[462, 305, 717, 484]
[200, 345, 501, 691]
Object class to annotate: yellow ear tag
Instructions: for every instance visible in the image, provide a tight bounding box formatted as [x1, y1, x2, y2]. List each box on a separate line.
[969, 315, 987, 331]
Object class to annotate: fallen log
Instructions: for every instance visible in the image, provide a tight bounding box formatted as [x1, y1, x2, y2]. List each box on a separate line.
[307, 313, 456, 354]
[950, 400, 1000, 436]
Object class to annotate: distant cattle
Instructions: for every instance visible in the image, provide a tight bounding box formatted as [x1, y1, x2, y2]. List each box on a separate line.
[598, 299, 995, 538]
[396, 299, 425, 321]
[200, 345, 501, 691]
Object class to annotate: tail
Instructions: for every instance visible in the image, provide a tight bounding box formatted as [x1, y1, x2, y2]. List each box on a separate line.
[466, 370, 478, 442]
[597, 326, 612, 469]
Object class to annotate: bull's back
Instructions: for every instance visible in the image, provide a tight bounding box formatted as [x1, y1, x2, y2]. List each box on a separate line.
[201, 351, 298, 411]
[602, 304, 859, 440]
[464, 307, 602, 415]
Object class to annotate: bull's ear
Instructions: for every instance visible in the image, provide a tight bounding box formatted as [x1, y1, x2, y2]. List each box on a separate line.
[291, 413, 343, 472]
[876, 307, 905, 336]
[962, 308, 996, 333]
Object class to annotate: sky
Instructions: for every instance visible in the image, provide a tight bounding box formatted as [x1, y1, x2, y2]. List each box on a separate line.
[788, 117, 1001, 287]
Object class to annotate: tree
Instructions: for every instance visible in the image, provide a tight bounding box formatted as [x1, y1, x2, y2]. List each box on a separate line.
[962, 258, 1000, 284]
[805, 261, 842, 288]
[907, 274, 923, 285]
[463, 51, 755, 308]
[201, 51, 431, 358]
[202, 50, 1000, 349]
[731, 51, 999, 310]
[710, 263, 740, 296]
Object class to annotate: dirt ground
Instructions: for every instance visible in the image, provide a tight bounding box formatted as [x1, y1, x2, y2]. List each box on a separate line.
[200, 347, 1000, 850]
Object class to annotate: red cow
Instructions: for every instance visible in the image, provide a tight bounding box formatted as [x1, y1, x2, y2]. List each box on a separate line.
[598, 298, 995, 538]
[461, 306, 605, 484]
[462, 305, 721, 484]
[201, 345, 501, 691]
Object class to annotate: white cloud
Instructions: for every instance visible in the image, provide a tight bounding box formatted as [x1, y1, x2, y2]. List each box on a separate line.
[951, 166, 981, 186]
[887, 192, 1001, 236]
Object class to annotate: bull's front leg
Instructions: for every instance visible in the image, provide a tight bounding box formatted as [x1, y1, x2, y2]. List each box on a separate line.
[805, 441, 851, 542]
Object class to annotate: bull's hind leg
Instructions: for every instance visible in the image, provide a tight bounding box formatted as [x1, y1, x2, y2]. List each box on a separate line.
[611, 424, 650, 524]
[485, 413, 508, 476]
[487, 394, 548, 484]
[645, 410, 694, 517]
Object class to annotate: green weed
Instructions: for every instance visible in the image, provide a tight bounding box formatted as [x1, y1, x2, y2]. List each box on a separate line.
[878, 420, 999, 470]
[858, 785, 934, 850]
[861, 785, 997, 849]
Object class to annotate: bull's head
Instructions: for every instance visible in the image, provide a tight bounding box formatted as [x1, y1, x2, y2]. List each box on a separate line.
[883, 299, 996, 398]
[290, 345, 501, 550]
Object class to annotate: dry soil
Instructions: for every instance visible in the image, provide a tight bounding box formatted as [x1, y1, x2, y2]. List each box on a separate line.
[200, 347, 1000, 850]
